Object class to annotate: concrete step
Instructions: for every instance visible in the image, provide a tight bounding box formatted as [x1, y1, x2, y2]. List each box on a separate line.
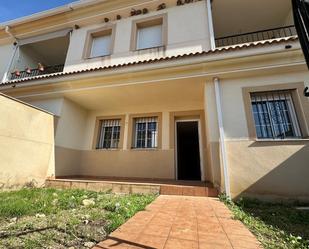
[160, 185, 218, 197]
[45, 179, 218, 197]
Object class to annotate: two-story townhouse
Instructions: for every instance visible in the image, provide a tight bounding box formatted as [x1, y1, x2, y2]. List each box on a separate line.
[0, 0, 308, 199]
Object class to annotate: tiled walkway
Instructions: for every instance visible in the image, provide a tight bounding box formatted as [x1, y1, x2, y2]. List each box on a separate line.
[95, 196, 262, 249]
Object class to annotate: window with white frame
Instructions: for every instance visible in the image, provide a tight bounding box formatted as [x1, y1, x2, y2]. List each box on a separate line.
[250, 90, 302, 139]
[97, 119, 121, 149]
[133, 117, 158, 148]
[90, 31, 112, 58]
[136, 22, 163, 50]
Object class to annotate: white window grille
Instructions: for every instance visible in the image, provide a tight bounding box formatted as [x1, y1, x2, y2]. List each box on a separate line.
[250, 90, 302, 139]
[97, 119, 121, 149]
[133, 117, 158, 148]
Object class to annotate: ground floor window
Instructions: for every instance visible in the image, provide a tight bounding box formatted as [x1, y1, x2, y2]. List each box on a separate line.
[250, 90, 302, 139]
[133, 117, 158, 148]
[97, 119, 121, 149]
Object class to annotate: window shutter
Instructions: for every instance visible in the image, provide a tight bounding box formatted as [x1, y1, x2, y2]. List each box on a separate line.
[137, 25, 162, 50]
[90, 35, 111, 58]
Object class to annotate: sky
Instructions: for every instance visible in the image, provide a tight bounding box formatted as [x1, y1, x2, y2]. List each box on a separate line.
[0, 0, 77, 23]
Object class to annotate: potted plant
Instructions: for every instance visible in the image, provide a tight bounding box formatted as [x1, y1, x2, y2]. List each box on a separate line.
[14, 70, 20, 77]
[25, 67, 31, 74]
[38, 63, 44, 72]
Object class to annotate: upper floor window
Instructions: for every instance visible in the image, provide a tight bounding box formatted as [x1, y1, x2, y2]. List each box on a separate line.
[91, 33, 112, 57]
[133, 117, 158, 148]
[137, 23, 162, 50]
[131, 14, 167, 51]
[84, 26, 115, 59]
[250, 90, 302, 139]
[97, 119, 121, 149]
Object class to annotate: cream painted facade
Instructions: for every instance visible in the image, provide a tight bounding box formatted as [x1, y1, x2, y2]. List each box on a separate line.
[0, 0, 308, 199]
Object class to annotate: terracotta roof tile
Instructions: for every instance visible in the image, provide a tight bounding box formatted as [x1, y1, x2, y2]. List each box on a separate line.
[1, 36, 298, 86]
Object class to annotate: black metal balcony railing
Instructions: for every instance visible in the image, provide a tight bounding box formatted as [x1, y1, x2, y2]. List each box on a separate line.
[10, 64, 64, 80]
[215, 25, 297, 47]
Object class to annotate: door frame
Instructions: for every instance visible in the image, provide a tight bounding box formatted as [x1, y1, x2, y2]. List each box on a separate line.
[174, 119, 205, 181]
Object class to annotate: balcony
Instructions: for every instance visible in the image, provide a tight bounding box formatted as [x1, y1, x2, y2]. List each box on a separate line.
[212, 0, 295, 48]
[215, 25, 297, 47]
[10, 64, 64, 80]
[8, 30, 70, 81]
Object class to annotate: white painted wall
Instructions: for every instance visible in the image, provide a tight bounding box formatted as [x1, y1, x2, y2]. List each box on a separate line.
[55, 98, 88, 150]
[29, 98, 64, 116]
[64, 1, 211, 72]
[11, 46, 47, 72]
[0, 43, 14, 81]
[28, 97, 88, 150]
[219, 71, 309, 140]
[204, 71, 309, 142]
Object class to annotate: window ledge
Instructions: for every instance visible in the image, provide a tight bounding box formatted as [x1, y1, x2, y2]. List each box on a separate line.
[255, 138, 309, 142]
[94, 148, 121, 151]
[86, 54, 112, 60]
[130, 148, 160, 151]
[134, 45, 165, 52]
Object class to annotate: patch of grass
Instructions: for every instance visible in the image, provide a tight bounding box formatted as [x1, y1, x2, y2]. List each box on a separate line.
[219, 194, 309, 249]
[0, 188, 156, 249]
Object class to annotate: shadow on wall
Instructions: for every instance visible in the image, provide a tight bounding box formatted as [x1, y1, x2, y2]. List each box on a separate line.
[234, 141, 309, 201]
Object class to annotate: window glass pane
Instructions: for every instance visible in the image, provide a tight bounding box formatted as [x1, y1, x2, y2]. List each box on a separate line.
[250, 91, 301, 140]
[137, 24, 162, 50]
[134, 117, 158, 148]
[97, 119, 121, 149]
[103, 127, 112, 148]
[90, 35, 111, 58]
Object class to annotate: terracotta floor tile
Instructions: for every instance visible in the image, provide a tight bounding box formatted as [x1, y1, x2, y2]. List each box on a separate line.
[142, 224, 172, 237]
[198, 242, 233, 249]
[182, 187, 196, 196]
[96, 196, 260, 249]
[164, 238, 198, 249]
[198, 223, 225, 235]
[97, 237, 131, 249]
[169, 225, 198, 241]
[129, 235, 167, 249]
[149, 218, 174, 227]
[160, 186, 183, 195]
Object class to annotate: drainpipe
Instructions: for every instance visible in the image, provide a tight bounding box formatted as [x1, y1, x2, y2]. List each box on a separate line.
[213, 77, 231, 198]
[1, 26, 18, 83]
[206, 0, 216, 50]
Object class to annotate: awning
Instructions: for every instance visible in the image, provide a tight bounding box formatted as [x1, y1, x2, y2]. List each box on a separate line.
[292, 0, 309, 69]
[18, 28, 72, 46]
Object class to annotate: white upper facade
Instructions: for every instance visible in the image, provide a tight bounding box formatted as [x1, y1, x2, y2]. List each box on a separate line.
[0, 0, 296, 82]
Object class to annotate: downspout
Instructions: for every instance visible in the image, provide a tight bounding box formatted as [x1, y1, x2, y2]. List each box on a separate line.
[206, 0, 216, 50]
[213, 77, 231, 198]
[1, 26, 18, 83]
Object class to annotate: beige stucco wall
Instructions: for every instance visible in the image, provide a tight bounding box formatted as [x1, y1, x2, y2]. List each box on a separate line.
[0, 94, 55, 189]
[79, 150, 175, 179]
[27, 81, 209, 180]
[205, 69, 309, 199]
[30, 98, 64, 116]
[28, 98, 88, 176]
[64, 1, 210, 72]
[226, 140, 309, 200]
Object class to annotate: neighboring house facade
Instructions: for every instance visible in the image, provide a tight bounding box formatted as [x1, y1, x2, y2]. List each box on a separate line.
[0, 0, 308, 199]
